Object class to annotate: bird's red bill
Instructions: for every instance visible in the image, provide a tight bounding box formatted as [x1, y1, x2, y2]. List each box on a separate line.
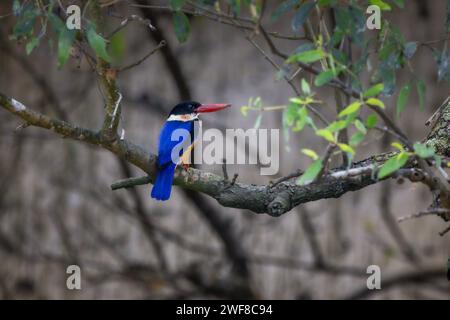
[196, 103, 231, 113]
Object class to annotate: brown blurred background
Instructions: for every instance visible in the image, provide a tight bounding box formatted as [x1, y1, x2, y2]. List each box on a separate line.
[0, 0, 449, 299]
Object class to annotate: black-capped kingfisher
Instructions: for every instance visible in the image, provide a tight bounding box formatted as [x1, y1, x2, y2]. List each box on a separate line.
[151, 101, 231, 201]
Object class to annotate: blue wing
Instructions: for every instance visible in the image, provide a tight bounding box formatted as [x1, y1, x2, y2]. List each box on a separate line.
[151, 120, 194, 201]
[157, 120, 194, 168]
[151, 163, 176, 200]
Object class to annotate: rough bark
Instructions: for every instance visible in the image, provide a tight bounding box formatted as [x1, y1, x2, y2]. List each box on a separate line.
[1, 93, 449, 217]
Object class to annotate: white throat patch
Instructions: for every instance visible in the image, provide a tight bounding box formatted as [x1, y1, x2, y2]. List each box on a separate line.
[167, 113, 198, 122]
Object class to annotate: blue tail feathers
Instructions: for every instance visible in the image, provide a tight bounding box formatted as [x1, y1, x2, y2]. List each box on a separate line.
[151, 164, 176, 201]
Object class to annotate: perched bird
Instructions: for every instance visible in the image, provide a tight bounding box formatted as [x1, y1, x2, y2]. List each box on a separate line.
[151, 101, 231, 201]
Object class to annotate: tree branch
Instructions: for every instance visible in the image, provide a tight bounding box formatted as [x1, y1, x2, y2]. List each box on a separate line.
[1, 92, 449, 218]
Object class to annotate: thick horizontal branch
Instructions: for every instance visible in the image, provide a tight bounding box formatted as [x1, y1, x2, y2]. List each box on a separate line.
[0, 93, 154, 173]
[111, 152, 398, 216]
[1, 93, 449, 217]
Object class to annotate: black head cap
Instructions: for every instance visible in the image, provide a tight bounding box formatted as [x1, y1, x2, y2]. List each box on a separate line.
[169, 101, 201, 115]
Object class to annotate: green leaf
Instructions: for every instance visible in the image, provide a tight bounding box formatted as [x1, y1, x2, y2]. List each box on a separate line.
[301, 148, 319, 160]
[391, 0, 404, 8]
[240, 106, 249, 116]
[304, 115, 315, 129]
[435, 155, 443, 168]
[110, 31, 125, 61]
[49, 14, 76, 67]
[365, 114, 378, 129]
[315, 129, 335, 143]
[365, 98, 385, 109]
[11, 6, 39, 40]
[254, 114, 262, 129]
[297, 159, 323, 185]
[287, 49, 326, 64]
[350, 132, 365, 147]
[25, 36, 39, 55]
[294, 42, 315, 54]
[338, 143, 355, 155]
[271, 0, 299, 21]
[48, 12, 65, 31]
[391, 142, 405, 152]
[343, 110, 358, 128]
[397, 151, 409, 161]
[86, 24, 111, 62]
[354, 119, 367, 134]
[290, 97, 314, 105]
[284, 102, 298, 125]
[326, 120, 347, 132]
[413, 142, 435, 159]
[253, 96, 262, 108]
[314, 68, 342, 87]
[369, 0, 391, 11]
[229, 0, 241, 16]
[331, 47, 348, 65]
[416, 79, 426, 111]
[293, 107, 309, 132]
[378, 152, 409, 179]
[172, 12, 190, 43]
[396, 83, 411, 117]
[318, 0, 335, 6]
[170, 0, 185, 10]
[57, 29, 76, 67]
[301, 78, 311, 95]
[380, 67, 396, 96]
[291, 1, 315, 32]
[363, 83, 384, 98]
[338, 101, 361, 117]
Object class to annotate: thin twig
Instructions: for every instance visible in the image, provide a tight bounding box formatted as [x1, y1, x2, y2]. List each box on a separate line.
[222, 158, 229, 181]
[398, 209, 450, 222]
[373, 125, 407, 143]
[230, 173, 238, 186]
[14, 122, 30, 132]
[107, 13, 156, 39]
[316, 144, 337, 181]
[270, 169, 304, 188]
[130, 3, 308, 41]
[439, 224, 450, 236]
[118, 40, 166, 72]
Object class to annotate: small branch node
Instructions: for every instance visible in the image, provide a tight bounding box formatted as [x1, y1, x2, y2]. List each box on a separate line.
[439, 224, 450, 236]
[270, 169, 303, 188]
[222, 158, 229, 181]
[230, 173, 238, 186]
[14, 122, 30, 132]
[397, 209, 450, 223]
